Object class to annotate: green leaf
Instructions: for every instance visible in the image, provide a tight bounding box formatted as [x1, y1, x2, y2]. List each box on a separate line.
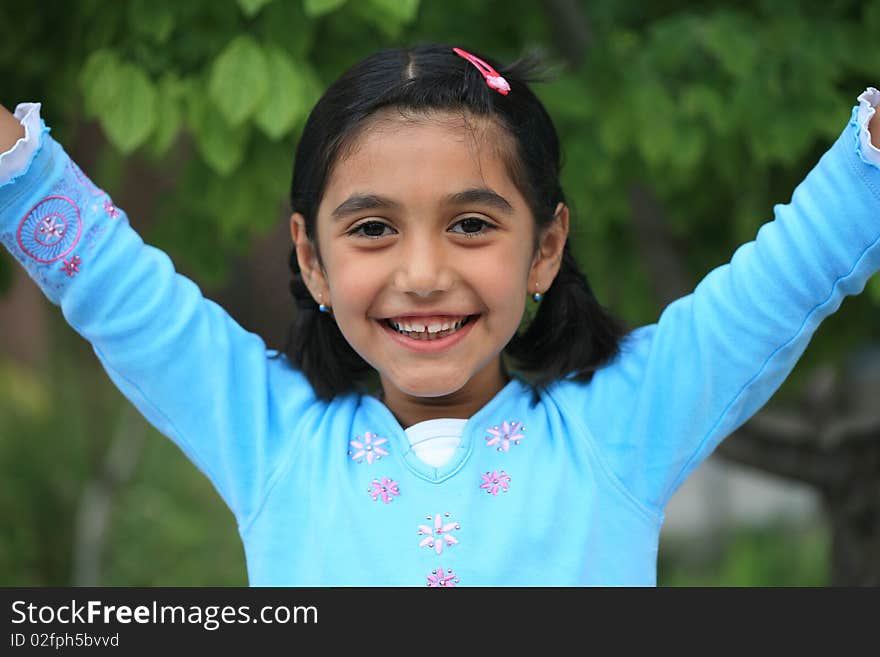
[127, 0, 175, 44]
[99, 63, 158, 154]
[208, 170, 277, 243]
[81, 51, 159, 153]
[596, 105, 631, 158]
[208, 36, 269, 126]
[79, 49, 123, 118]
[303, 0, 347, 18]
[187, 84, 250, 176]
[364, 0, 419, 24]
[352, 0, 420, 37]
[667, 125, 705, 174]
[680, 84, 731, 135]
[254, 48, 317, 140]
[867, 274, 880, 305]
[630, 81, 677, 169]
[150, 74, 186, 156]
[238, 0, 274, 18]
[261, 2, 314, 59]
[700, 11, 758, 81]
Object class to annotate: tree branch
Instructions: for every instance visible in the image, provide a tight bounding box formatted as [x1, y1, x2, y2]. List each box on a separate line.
[72, 404, 147, 586]
[539, 0, 594, 69]
[628, 183, 692, 308]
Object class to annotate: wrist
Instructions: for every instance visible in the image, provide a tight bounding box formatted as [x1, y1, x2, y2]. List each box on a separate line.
[870, 101, 880, 150]
[0, 104, 26, 153]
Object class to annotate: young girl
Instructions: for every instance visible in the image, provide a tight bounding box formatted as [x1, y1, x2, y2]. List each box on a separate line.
[1, 43, 879, 586]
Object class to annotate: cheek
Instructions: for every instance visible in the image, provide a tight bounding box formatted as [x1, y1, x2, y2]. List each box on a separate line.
[467, 257, 530, 328]
[326, 257, 381, 313]
[469, 249, 530, 292]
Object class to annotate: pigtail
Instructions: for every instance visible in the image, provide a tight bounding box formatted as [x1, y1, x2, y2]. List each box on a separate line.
[505, 241, 631, 402]
[281, 246, 376, 401]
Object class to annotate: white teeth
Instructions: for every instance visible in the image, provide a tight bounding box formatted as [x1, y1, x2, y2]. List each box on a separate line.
[388, 316, 470, 337]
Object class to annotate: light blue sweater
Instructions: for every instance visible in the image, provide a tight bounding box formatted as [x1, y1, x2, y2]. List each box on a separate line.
[1, 104, 879, 586]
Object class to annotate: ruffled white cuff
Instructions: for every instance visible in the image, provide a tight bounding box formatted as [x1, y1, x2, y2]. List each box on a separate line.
[0, 102, 44, 185]
[857, 87, 880, 166]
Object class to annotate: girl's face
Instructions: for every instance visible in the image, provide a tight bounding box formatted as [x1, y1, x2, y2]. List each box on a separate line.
[291, 111, 567, 421]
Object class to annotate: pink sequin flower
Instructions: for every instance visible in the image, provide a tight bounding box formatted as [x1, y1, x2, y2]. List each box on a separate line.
[485, 420, 525, 452]
[427, 568, 460, 587]
[103, 198, 120, 219]
[418, 512, 460, 555]
[368, 477, 400, 503]
[60, 255, 81, 277]
[349, 431, 389, 464]
[39, 217, 65, 239]
[480, 470, 511, 496]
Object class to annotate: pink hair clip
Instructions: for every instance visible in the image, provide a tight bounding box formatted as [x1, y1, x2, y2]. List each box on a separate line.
[452, 47, 511, 96]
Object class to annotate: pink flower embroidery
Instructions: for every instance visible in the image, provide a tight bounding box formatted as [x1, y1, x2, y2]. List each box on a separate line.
[17, 195, 81, 264]
[485, 420, 525, 452]
[427, 568, 460, 587]
[480, 470, 511, 496]
[60, 255, 81, 277]
[103, 198, 120, 219]
[418, 512, 460, 555]
[368, 477, 400, 503]
[349, 431, 389, 464]
[39, 217, 65, 239]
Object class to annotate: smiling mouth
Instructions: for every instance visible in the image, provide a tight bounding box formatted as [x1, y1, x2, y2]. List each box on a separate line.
[382, 314, 478, 340]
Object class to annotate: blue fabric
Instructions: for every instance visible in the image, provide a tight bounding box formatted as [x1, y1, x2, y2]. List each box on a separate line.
[1, 107, 879, 586]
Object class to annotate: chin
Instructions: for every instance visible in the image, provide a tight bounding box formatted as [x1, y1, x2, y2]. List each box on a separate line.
[389, 371, 469, 399]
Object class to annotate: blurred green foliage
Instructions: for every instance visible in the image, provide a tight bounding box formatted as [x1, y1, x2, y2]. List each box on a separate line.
[659, 522, 830, 587]
[0, 323, 245, 586]
[1, 0, 878, 584]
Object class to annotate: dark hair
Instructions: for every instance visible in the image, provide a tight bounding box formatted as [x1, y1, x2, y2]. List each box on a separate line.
[280, 42, 630, 404]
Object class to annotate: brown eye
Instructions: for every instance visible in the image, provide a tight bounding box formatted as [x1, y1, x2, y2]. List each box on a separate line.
[348, 221, 393, 240]
[451, 217, 495, 238]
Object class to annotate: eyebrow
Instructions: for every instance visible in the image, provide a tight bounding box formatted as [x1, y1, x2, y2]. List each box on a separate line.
[331, 194, 401, 220]
[330, 187, 514, 221]
[444, 188, 514, 215]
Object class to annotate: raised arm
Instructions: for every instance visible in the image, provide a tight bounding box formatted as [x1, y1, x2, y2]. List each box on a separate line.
[0, 104, 319, 526]
[552, 90, 880, 514]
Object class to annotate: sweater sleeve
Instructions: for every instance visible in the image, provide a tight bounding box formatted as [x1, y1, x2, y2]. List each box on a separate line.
[554, 93, 880, 514]
[0, 107, 320, 525]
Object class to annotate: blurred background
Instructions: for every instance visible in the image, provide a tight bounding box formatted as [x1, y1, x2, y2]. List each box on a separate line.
[1, 0, 878, 586]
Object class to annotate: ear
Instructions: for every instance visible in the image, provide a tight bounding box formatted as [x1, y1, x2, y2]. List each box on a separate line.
[529, 202, 570, 293]
[290, 212, 330, 303]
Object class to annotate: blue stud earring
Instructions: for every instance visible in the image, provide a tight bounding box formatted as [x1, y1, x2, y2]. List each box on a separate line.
[532, 284, 542, 303]
[318, 295, 329, 313]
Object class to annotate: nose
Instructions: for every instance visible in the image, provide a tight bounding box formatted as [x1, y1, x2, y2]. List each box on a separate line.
[392, 232, 455, 298]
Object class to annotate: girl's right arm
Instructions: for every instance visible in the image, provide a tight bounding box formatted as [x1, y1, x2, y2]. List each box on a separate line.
[0, 103, 320, 526]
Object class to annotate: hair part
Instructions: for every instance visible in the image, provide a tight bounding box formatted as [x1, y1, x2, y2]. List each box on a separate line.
[279, 42, 630, 404]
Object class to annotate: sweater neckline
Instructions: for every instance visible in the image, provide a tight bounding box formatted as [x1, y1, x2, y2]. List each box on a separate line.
[361, 376, 525, 483]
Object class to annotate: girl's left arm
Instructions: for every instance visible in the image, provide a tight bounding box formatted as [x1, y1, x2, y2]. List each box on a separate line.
[563, 88, 880, 515]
